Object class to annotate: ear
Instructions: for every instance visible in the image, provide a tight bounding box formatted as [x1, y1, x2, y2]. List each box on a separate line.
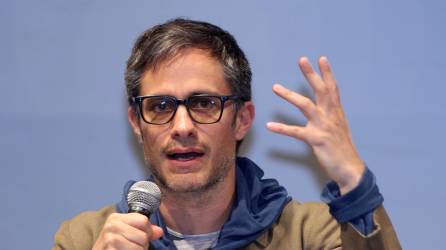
[234, 101, 255, 140]
[128, 106, 143, 143]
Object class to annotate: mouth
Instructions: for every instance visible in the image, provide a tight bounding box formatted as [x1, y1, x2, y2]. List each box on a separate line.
[166, 149, 205, 161]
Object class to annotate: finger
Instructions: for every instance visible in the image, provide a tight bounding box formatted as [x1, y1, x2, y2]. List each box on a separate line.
[96, 223, 146, 250]
[266, 122, 307, 141]
[150, 225, 164, 241]
[118, 213, 163, 241]
[318, 56, 341, 105]
[111, 234, 144, 250]
[118, 213, 152, 232]
[272, 83, 317, 120]
[298, 57, 328, 104]
[114, 220, 151, 247]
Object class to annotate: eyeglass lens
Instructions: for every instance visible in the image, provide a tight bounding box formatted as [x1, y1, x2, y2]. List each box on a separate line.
[141, 96, 223, 124]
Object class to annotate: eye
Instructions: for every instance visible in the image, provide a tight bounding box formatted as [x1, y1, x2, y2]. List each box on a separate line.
[145, 98, 174, 113]
[190, 97, 218, 110]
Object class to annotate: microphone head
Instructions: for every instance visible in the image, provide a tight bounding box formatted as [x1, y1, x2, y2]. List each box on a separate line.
[127, 181, 161, 216]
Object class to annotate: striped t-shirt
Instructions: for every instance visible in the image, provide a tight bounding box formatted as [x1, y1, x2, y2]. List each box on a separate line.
[167, 227, 220, 250]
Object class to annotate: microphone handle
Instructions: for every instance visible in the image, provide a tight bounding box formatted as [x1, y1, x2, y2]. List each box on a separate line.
[128, 205, 152, 218]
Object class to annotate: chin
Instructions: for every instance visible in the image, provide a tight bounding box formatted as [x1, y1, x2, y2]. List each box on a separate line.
[150, 155, 233, 193]
[158, 171, 226, 193]
[163, 174, 219, 193]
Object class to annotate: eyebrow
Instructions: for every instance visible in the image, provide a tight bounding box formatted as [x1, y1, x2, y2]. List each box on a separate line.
[190, 91, 221, 96]
[143, 90, 229, 97]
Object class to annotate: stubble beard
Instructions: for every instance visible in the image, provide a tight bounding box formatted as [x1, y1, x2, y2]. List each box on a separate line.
[144, 145, 235, 195]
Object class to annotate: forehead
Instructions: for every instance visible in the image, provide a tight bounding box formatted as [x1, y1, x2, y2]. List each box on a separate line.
[139, 48, 231, 97]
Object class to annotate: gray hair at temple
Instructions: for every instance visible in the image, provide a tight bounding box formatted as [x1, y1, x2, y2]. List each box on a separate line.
[125, 18, 252, 106]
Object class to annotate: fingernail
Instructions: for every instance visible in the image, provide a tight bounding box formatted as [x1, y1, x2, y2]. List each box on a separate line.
[272, 83, 282, 91]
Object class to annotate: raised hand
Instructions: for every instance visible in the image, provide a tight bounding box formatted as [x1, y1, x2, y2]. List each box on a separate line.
[267, 56, 365, 195]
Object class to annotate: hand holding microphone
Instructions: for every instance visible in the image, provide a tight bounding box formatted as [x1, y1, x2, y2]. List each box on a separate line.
[92, 181, 163, 250]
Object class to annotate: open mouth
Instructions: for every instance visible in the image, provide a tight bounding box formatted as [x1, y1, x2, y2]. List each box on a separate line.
[167, 151, 205, 161]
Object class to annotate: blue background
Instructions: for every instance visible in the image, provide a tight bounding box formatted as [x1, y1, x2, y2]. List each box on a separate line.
[1, 0, 445, 249]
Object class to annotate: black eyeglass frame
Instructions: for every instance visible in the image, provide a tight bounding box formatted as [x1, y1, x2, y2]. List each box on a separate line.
[131, 95, 246, 125]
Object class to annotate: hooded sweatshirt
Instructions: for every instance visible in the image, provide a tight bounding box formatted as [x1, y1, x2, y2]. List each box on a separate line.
[117, 157, 291, 249]
[116, 157, 382, 249]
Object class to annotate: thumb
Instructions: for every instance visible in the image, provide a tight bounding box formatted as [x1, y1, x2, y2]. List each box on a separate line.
[149, 225, 164, 241]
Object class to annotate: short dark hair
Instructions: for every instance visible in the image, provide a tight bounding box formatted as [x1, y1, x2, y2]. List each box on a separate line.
[125, 18, 252, 105]
[125, 18, 252, 153]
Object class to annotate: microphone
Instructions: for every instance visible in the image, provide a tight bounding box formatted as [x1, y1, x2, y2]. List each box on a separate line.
[127, 181, 162, 218]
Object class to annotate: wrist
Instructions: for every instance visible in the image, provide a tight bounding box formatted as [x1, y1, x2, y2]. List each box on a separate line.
[336, 162, 365, 195]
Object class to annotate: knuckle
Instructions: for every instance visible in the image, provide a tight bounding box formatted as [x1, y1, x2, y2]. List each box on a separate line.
[300, 98, 312, 109]
[312, 130, 329, 144]
[284, 89, 295, 99]
[146, 227, 154, 239]
[321, 121, 332, 132]
[292, 128, 302, 138]
[103, 233, 118, 245]
[102, 222, 114, 232]
[320, 131, 331, 141]
[102, 220, 121, 233]
[139, 215, 150, 228]
[107, 213, 120, 221]
[140, 214, 150, 223]
[106, 219, 118, 228]
[141, 235, 150, 246]
[278, 125, 287, 134]
[317, 118, 332, 132]
[328, 82, 338, 92]
[109, 213, 118, 218]
[318, 85, 328, 95]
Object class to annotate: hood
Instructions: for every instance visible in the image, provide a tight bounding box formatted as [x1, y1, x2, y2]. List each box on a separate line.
[116, 157, 291, 250]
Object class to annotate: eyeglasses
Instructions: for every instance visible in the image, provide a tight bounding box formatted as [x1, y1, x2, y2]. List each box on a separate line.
[132, 95, 244, 125]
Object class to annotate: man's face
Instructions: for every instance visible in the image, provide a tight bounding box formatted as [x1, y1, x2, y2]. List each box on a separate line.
[128, 48, 253, 193]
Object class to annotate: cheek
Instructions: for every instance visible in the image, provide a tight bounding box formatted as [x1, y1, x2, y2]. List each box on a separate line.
[141, 128, 166, 154]
[209, 126, 237, 152]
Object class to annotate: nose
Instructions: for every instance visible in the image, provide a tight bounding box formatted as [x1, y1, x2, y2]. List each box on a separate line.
[170, 105, 197, 140]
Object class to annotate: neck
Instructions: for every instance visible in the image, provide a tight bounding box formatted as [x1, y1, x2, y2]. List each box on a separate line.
[159, 166, 236, 235]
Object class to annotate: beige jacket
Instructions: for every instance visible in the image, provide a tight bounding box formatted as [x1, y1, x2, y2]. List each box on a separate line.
[53, 201, 400, 250]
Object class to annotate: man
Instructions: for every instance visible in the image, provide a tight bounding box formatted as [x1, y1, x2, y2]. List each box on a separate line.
[53, 18, 400, 249]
